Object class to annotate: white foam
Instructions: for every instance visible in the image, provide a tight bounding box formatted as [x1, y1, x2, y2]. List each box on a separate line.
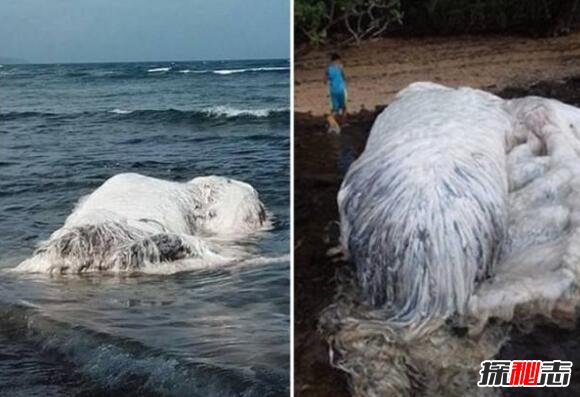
[138, 253, 289, 275]
[173, 67, 288, 75]
[203, 105, 285, 118]
[177, 69, 212, 74]
[147, 67, 170, 73]
[212, 66, 289, 75]
[109, 108, 133, 115]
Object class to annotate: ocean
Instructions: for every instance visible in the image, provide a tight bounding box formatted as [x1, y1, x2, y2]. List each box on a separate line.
[0, 59, 289, 396]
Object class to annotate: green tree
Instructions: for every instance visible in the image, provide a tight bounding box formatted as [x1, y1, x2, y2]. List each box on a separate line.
[295, 0, 403, 45]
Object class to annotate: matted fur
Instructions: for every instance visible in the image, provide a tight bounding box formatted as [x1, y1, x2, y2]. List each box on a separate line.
[338, 83, 512, 333]
[324, 83, 580, 396]
[16, 173, 268, 274]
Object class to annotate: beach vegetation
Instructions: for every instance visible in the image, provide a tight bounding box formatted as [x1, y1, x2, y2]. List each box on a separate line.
[296, 0, 580, 45]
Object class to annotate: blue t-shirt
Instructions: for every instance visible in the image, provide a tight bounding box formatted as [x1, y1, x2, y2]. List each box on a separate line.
[327, 64, 346, 94]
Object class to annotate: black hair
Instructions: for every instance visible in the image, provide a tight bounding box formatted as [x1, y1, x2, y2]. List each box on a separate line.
[330, 53, 341, 61]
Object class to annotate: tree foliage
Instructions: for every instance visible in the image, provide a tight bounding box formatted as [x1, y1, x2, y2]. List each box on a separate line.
[295, 0, 580, 45]
[295, 0, 403, 45]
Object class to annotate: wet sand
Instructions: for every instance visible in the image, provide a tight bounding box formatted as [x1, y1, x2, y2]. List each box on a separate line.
[295, 77, 580, 396]
[295, 33, 580, 116]
[295, 111, 374, 397]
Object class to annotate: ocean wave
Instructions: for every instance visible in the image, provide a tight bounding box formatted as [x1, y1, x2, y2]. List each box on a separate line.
[147, 67, 171, 73]
[64, 71, 92, 78]
[109, 108, 133, 115]
[136, 253, 290, 275]
[212, 66, 289, 75]
[1, 107, 289, 123]
[0, 111, 60, 121]
[172, 67, 289, 75]
[110, 107, 289, 123]
[177, 69, 209, 74]
[0, 301, 287, 396]
[0, 65, 288, 80]
[202, 105, 288, 118]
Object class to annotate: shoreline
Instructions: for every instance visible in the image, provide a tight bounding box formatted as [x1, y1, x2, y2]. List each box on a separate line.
[295, 33, 580, 116]
[294, 74, 580, 124]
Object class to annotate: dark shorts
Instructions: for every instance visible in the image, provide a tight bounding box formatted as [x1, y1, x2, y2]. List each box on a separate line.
[330, 89, 347, 112]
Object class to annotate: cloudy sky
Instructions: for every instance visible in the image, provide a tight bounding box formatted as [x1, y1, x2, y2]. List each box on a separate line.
[0, 0, 289, 63]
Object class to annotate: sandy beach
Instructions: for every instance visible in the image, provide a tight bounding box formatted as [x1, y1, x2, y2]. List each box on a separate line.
[295, 33, 580, 116]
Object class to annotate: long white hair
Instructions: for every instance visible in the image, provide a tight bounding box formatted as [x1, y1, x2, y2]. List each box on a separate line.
[326, 83, 580, 396]
[16, 173, 268, 274]
[338, 83, 512, 332]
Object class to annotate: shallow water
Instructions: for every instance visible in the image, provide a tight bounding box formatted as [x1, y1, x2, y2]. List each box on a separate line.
[0, 60, 289, 395]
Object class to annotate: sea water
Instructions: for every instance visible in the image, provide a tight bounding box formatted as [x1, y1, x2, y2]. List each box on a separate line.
[0, 59, 289, 396]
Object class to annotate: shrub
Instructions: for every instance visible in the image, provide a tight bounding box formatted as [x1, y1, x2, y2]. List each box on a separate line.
[295, 0, 580, 45]
[295, 0, 404, 45]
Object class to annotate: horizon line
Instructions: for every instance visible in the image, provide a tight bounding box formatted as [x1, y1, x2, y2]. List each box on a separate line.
[3, 56, 290, 66]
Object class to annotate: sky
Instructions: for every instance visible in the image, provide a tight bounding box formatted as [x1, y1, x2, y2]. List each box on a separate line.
[0, 0, 289, 63]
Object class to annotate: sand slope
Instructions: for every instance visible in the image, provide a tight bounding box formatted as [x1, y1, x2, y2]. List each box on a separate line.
[295, 33, 580, 115]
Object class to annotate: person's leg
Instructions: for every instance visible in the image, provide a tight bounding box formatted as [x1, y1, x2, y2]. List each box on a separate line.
[330, 92, 339, 116]
[337, 89, 347, 125]
[328, 91, 342, 133]
[327, 112, 340, 133]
